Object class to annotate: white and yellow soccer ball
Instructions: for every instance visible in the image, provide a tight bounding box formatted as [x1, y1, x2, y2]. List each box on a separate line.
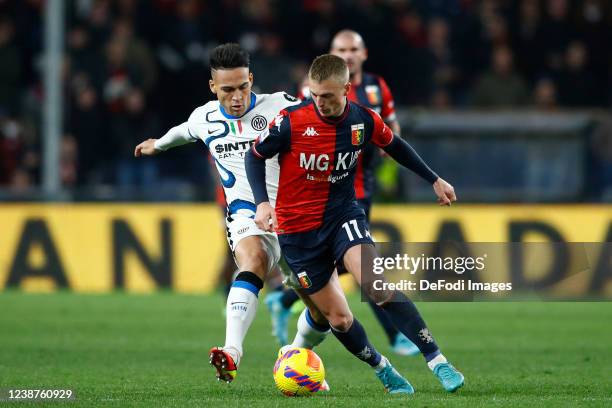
[273, 346, 325, 396]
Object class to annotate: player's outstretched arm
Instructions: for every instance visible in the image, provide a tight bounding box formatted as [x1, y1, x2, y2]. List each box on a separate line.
[382, 136, 457, 206]
[254, 202, 278, 232]
[432, 177, 456, 206]
[245, 149, 277, 231]
[246, 109, 291, 230]
[134, 122, 194, 157]
[134, 139, 159, 157]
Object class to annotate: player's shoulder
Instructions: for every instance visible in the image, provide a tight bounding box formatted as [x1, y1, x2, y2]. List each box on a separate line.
[267, 99, 313, 132]
[350, 100, 381, 121]
[256, 91, 302, 110]
[285, 98, 312, 114]
[276, 99, 314, 132]
[187, 100, 220, 123]
[363, 71, 387, 86]
[270, 97, 312, 119]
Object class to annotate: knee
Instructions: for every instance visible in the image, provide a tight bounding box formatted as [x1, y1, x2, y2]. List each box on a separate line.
[307, 307, 328, 327]
[362, 281, 393, 305]
[327, 311, 353, 332]
[238, 249, 269, 276]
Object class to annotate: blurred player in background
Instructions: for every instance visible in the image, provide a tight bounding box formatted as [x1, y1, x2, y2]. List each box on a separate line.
[266, 30, 418, 355]
[246, 54, 464, 394]
[134, 44, 329, 384]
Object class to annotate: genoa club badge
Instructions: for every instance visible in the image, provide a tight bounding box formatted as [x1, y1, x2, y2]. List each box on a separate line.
[297, 271, 312, 289]
[365, 85, 381, 105]
[351, 123, 364, 145]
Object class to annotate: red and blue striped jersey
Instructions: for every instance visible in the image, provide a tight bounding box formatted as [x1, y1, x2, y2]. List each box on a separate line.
[251, 100, 394, 234]
[299, 73, 396, 200]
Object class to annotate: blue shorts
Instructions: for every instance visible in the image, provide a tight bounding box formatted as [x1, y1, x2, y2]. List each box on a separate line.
[278, 203, 374, 295]
[335, 198, 372, 276]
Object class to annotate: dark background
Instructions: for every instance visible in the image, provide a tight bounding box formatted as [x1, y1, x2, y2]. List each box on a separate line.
[1, 0, 611, 202]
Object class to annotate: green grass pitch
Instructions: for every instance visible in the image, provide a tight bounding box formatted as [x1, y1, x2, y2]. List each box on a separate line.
[0, 292, 610, 407]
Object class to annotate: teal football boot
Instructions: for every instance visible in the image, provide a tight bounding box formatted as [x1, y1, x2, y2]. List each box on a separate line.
[264, 291, 290, 345]
[375, 359, 415, 395]
[391, 333, 420, 356]
[433, 362, 464, 392]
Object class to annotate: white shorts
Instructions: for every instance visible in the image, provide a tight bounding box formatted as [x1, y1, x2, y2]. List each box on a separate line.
[226, 215, 282, 274]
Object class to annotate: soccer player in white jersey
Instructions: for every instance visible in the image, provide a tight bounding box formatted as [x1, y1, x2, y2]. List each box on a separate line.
[134, 44, 329, 384]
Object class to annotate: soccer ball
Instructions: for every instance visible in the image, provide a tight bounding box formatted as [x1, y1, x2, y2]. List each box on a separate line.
[273, 347, 325, 396]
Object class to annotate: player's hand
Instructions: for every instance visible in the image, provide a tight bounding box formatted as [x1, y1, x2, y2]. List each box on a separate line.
[433, 177, 457, 206]
[134, 139, 160, 157]
[255, 202, 278, 232]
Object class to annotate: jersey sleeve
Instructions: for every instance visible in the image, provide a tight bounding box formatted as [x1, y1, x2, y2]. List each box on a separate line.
[185, 108, 209, 142]
[280, 92, 301, 105]
[251, 110, 292, 158]
[154, 122, 196, 151]
[378, 77, 397, 122]
[369, 108, 394, 148]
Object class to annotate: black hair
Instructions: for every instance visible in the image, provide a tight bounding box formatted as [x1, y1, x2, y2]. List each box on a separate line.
[209, 43, 250, 71]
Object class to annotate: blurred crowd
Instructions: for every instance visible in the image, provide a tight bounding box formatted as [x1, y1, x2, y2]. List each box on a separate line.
[1, 0, 612, 199]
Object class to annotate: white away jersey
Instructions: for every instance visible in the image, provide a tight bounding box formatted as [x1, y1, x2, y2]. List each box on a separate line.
[186, 92, 299, 217]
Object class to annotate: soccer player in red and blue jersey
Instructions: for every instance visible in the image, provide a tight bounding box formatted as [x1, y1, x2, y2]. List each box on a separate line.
[300, 30, 400, 207]
[267, 30, 418, 356]
[246, 55, 464, 394]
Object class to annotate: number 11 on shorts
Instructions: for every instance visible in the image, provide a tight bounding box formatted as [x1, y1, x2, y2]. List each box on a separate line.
[342, 219, 368, 241]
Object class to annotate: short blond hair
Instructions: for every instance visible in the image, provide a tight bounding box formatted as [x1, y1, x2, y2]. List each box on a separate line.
[308, 54, 349, 84]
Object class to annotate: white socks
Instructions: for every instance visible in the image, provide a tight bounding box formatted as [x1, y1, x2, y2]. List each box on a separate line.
[374, 356, 390, 373]
[374, 354, 447, 373]
[291, 308, 330, 349]
[427, 353, 448, 370]
[224, 285, 259, 366]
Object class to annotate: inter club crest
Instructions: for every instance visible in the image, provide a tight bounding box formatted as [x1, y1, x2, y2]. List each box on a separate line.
[251, 115, 267, 131]
[351, 123, 364, 145]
